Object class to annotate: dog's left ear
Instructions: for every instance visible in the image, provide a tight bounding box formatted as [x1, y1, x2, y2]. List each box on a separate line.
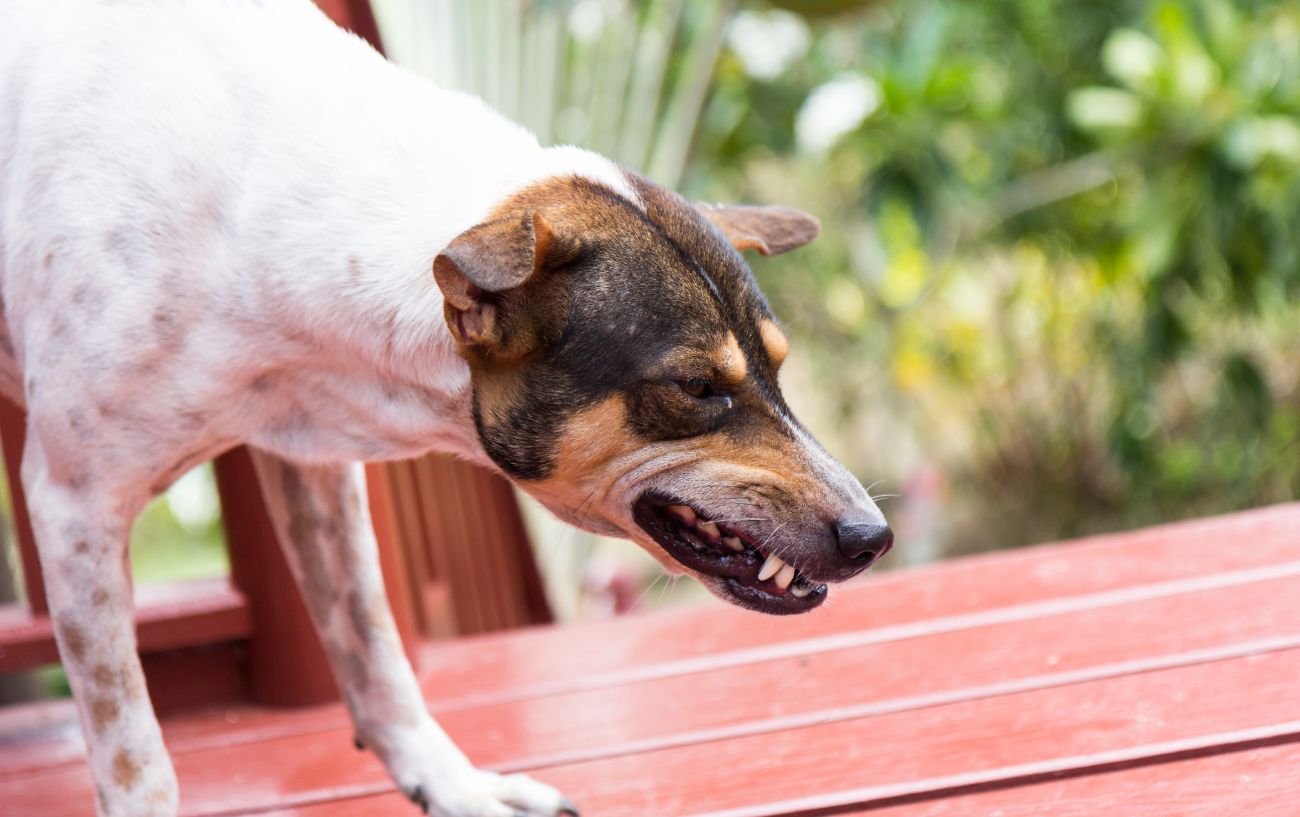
[434, 210, 576, 353]
[695, 204, 821, 256]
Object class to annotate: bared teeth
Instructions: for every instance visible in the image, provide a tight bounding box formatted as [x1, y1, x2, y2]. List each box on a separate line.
[722, 535, 744, 552]
[758, 553, 784, 582]
[790, 582, 814, 598]
[775, 564, 796, 591]
[696, 520, 720, 541]
[667, 504, 696, 524]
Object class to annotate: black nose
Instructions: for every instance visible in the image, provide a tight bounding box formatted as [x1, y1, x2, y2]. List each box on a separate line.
[833, 513, 893, 564]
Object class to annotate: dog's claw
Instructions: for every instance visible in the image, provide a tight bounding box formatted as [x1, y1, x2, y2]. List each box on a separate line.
[404, 784, 430, 813]
[558, 798, 580, 817]
[352, 735, 365, 751]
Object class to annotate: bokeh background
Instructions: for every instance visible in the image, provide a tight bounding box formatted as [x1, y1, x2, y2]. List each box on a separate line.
[4, 0, 1296, 632]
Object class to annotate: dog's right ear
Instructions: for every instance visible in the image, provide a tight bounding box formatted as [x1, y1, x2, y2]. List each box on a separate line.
[433, 210, 573, 353]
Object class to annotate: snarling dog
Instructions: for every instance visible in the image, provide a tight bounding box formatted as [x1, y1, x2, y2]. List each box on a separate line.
[0, 1, 892, 815]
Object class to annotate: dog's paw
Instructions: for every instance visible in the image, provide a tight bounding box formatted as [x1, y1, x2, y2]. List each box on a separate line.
[402, 770, 578, 817]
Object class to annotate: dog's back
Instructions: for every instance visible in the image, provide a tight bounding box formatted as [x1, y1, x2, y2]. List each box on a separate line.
[0, 0, 332, 396]
[0, 0, 567, 460]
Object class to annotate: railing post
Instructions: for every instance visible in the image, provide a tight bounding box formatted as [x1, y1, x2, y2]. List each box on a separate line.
[214, 448, 338, 706]
[0, 399, 45, 615]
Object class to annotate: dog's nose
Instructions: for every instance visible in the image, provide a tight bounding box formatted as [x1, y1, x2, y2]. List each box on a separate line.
[833, 512, 893, 564]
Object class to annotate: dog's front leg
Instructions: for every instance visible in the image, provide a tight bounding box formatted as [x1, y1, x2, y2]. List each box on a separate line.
[22, 433, 179, 817]
[249, 450, 578, 817]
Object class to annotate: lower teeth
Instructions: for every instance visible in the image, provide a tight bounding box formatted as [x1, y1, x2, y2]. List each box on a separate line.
[666, 511, 817, 599]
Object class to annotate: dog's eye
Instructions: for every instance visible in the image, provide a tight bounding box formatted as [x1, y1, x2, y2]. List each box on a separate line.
[679, 377, 714, 399]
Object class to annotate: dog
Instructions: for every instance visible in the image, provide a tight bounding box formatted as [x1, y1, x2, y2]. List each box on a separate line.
[0, 1, 893, 815]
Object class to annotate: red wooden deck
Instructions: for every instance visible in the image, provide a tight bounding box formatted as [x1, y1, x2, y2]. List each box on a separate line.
[3, 503, 1299, 816]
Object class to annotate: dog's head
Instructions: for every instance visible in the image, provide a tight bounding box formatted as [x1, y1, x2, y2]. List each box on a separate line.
[433, 172, 891, 614]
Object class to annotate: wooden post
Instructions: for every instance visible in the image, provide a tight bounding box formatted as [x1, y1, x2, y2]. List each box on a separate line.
[363, 463, 422, 664]
[0, 399, 45, 614]
[214, 449, 338, 706]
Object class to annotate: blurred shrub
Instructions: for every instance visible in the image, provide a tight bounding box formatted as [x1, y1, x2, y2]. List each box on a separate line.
[693, 0, 1300, 552]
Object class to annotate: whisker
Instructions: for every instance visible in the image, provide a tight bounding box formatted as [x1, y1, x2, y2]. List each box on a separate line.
[630, 572, 665, 613]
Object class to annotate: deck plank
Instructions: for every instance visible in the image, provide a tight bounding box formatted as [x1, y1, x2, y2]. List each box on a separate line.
[250, 649, 1300, 817]
[841, 738, 1300, 816]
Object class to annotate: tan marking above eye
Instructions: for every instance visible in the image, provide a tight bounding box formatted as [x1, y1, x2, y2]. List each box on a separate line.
[716, 333, 747, 383]
[759, 319, 789, 368]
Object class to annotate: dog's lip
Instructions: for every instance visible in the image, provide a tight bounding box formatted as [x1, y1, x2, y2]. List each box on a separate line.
[631, 493, 827, 614]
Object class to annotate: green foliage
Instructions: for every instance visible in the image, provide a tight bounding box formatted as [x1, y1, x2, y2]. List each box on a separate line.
[697, 0, 1300, 551]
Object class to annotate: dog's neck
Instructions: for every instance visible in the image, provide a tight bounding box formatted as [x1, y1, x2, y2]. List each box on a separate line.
[234, 48, 636, 464]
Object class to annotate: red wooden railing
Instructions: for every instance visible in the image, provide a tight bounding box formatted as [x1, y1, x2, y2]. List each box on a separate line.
[0, 0, 551, 714]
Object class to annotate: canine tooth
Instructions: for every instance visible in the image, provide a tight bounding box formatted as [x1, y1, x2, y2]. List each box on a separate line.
[776, 564, 796, 590]
[758, 553, 784, 582]
[667, 504, 696, 524]
[696, 520, 720, 540]
[790, 583, 813, 599]
[722, 536, 744, 552]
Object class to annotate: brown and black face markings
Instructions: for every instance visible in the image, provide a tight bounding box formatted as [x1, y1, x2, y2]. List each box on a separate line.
[434, 171, 893, 615]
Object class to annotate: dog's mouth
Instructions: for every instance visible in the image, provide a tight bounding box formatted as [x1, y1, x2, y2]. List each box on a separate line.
[632, 493, 827, 614]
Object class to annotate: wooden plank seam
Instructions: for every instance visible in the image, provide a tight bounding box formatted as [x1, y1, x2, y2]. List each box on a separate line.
[496, 632, 1300, 773]
[428, 558, 1300, 711]
[678, 719, 1300, 817]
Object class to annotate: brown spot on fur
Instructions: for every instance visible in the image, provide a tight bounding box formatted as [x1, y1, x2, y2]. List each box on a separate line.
[290, 519, 336, 624]
[347, 255, 364, 276]
[346, 590, 375, 645]
[49, 312, 69, 340]
[92, 588, 109, 606]
[112, 749, 140, 789]
[278, 465, 340, 625]
[759, 319, 788, 368]
[74, 539, 90, 555]
[91, 662, 141, 699]
[344, 651, 370, 692]
[57, 619, 87, 662]
[91, 696, 120, 733]
[152, 308, 179, 342]
[68, 408, 89, 436]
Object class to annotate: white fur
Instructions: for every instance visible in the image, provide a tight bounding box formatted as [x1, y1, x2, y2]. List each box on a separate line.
[0, 1, 629, 815]
[0, 0, 636, 473]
